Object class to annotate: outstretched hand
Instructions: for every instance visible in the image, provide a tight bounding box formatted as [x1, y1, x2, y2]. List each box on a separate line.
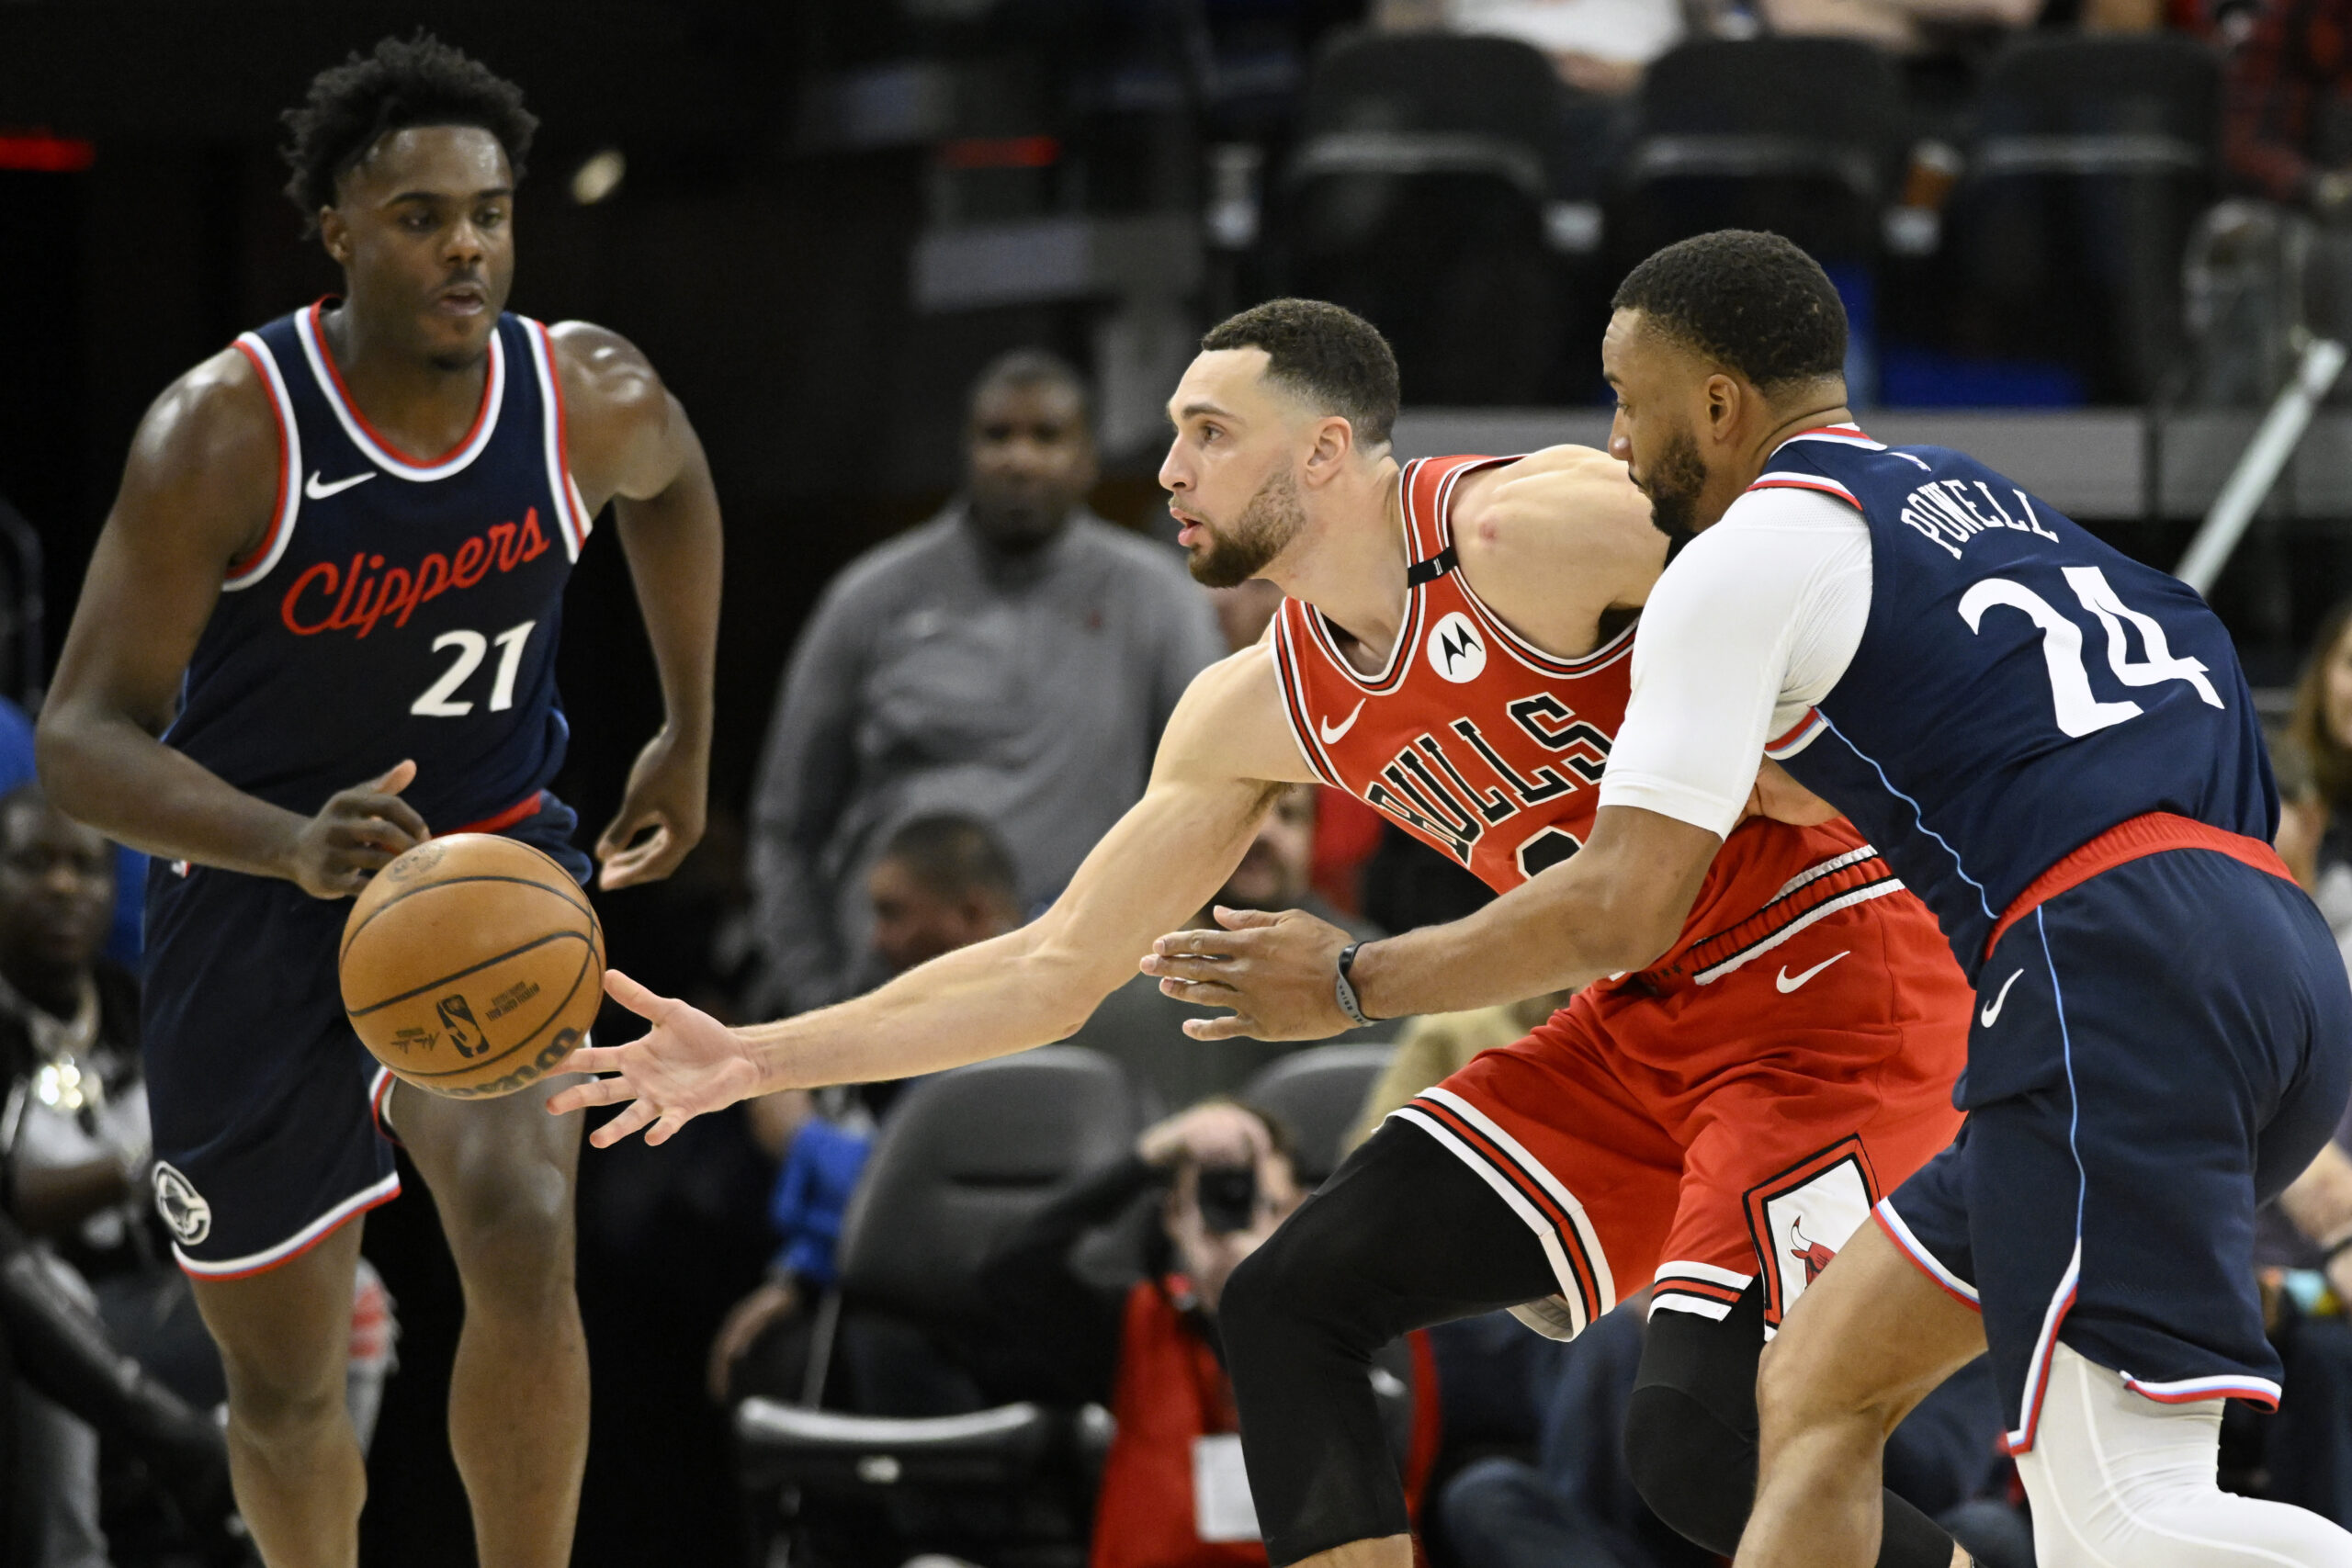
[1137, 905, 1357, 1042]
[594, 728, 707, 891]
[546, 969, 763, 1147]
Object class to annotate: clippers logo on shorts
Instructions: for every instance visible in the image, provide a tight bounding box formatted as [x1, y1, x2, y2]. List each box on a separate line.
[1746, 1139, 1876, 1331]
[153, 1161, 212, 1247]
[1426, 612, 1487, 682]
[436, 993, 485, 1058]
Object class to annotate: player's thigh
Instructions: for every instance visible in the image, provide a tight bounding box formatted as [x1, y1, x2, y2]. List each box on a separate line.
[393, 1073, 584, 1266]
[1392, 1008, 1686, 1330]
[1756, 1219, 1986, 1436]
[187, 1218, 366, 1410]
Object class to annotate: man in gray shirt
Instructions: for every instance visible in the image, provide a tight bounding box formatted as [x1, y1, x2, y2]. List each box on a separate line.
[750, 350, 1226, 1012]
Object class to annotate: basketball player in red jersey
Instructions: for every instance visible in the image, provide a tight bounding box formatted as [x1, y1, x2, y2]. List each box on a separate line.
[555, 300, 1974, 1568]
[37, 38, 718, 1568]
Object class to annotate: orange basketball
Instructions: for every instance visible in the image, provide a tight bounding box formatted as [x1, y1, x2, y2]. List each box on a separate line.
[338, 834, 605, 1100]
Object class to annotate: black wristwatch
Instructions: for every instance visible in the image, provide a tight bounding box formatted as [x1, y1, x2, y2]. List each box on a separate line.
[1333, 942, 1374, 1028]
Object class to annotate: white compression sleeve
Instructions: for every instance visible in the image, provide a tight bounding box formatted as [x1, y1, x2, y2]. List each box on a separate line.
[2016, 1343, 2352, 1568]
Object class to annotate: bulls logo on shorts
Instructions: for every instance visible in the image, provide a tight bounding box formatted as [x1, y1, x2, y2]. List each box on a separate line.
[153, 1161, 213, 1247]
[1425, 611, 1487, 682]
[1746, 1137, 1877, 1331]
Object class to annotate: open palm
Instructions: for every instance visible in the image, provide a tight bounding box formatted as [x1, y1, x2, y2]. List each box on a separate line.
[546, 970, 764, 1146]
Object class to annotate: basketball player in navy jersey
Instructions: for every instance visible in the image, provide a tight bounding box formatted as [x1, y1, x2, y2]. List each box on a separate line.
[1148, 231, 2352, 1568]
[36, 37, 719, 1568]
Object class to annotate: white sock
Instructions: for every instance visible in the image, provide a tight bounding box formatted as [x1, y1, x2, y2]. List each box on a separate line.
[2015, 1341, 2352, 1567]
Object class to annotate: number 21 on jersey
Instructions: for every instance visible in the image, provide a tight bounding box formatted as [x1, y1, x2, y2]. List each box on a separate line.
[413, 620, 536, 717]
[1960, 566, 2222, 738]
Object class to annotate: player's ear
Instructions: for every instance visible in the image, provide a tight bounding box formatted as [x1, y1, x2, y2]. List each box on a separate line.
[319, 206, 352, 266]
[1701, 371, 1744, 446]
[1301, 415, 1354, 487]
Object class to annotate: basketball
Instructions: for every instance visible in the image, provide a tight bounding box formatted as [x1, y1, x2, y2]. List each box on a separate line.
[338, 834, 605, 1100]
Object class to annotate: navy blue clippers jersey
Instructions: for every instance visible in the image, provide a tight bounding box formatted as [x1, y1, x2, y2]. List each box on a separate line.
[172, 301, 591, 833]
[1757, 425, 2277, 977]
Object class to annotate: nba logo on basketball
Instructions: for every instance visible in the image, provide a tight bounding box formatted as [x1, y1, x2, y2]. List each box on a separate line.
[436, 993, 485, 1058]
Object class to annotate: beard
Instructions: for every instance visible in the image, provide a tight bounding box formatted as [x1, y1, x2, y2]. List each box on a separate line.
[1642, 422, 1709, 537]
[1185, 466, 1306, 589]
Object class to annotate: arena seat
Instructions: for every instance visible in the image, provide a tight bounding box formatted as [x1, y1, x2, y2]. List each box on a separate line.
[1939, 34, 2219, 401]
[1275, 30, 1576, 403]
[1243, 1043, 1397, 1188]
[1613, 38, 1905, 270]
[733, 1047, 1145, 1565]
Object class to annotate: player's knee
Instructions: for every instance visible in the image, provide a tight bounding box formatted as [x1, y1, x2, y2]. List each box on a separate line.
[218, 1339, 347, 1444]
[1219, 1202, 1376, 1368]
[432, 1145, 576, 1287]
[1624, 1382, 1752, 1555]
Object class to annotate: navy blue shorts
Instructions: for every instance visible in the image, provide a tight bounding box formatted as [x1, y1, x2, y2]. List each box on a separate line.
[142, 794, 591, 1279]
[1878, 847, 2352, 1452]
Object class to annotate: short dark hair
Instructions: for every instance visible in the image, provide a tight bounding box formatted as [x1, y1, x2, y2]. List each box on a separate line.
[280, 32, 538, 231]
[970, 348, 1094, 436]
[876, 814, 1020, 907]
[1611, 231, 1848, 393]
[1200, 299, 1401, 447]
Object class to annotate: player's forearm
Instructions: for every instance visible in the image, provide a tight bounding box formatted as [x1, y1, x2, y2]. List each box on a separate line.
[612, 442, 721, 749]
[35, 703, 307, 878]
[736, 924, 1118, 1092]
[1349, 830, 1705, 1019]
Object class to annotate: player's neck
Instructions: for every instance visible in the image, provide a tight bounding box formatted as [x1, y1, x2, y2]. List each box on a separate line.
[1697, 396, 1856, 532]
[1277, 463, 1411, 677]
[319, 299, 492, 457]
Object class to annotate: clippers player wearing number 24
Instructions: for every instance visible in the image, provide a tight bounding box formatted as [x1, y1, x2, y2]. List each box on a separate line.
[36, 38, 720, 1568]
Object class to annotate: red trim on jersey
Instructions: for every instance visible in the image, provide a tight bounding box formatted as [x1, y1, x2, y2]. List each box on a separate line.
[1654, 1275, 1745, 1305]
[227, 338, 290, 581]
[2122, 1380, 2281, 1410]
[534, 322, 586, 553]
[1768, 708, 1825, 753]
[1747, 477, 1861, 508]
[448, 790, 547, 837]
[1984, 811, 2293, 962]
[308, 299, 496, 468]
[1788, 423, 1873, 441]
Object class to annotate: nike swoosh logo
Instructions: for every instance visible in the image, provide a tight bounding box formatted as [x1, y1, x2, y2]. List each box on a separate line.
[1319, 700, 1366, 744]
[305, 469, 378, 500]
[1979, 967, 2026, 1028]
[1776, 951, 1849, 993]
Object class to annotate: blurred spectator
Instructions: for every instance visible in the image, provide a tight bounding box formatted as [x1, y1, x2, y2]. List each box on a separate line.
[981, 1100, 1439, 1568]
[1441, 1299, 2033, 1568]
[0, 784, 388, 1564]
[2226, 0, 2352, 215]
[1374, 0, 1687, 95]
[0, 695, 143, 969]
[1066, 786, 1393, 1110]
[2278, 595, 2352, 964]
[1759, 0, 2038, 55]
[711, 814, 1023, 1406]
[749, 351, 1224, 1015]
[1344, 991, 1571, 1149]
[2247, 1132, 2352, 1519]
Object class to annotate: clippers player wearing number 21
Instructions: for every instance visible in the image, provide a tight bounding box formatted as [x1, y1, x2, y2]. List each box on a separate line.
[552, 299, 1975, 1568]
[37, 37, 720, 1568]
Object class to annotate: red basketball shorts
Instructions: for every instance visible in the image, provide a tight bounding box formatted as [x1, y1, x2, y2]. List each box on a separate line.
[1392, 886, 1970, 1341]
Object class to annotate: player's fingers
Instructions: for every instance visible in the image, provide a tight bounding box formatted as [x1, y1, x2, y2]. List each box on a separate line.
[546, 1067, 634, 1112]
[602, 968, 671, 1021]
[340, 795, 430, 844]
[1149, 929, 1238, 961]
[645, 1108, 695, 1147]
[368, 759, 418, 796]
[1141, 952, 1234, 984]
[1211, 905, 1282, 930]
[1156, 976, 1237, 1003]
[590, 1099, 662, 1149]
[597, 829, 675, 891]
[1182, 1013, 1253, 1041]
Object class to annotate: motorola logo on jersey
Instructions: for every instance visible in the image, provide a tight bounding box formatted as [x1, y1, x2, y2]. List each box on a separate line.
[1426, 612, 1487, 683]
[279, 507, 557, 638]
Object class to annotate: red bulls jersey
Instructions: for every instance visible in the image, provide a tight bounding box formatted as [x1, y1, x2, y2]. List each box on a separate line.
[1271, 455, 1909, 985]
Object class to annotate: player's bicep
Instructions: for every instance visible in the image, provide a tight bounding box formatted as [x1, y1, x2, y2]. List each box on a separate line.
[51, 364, 276, 731]
[549, 322, 697, 504]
